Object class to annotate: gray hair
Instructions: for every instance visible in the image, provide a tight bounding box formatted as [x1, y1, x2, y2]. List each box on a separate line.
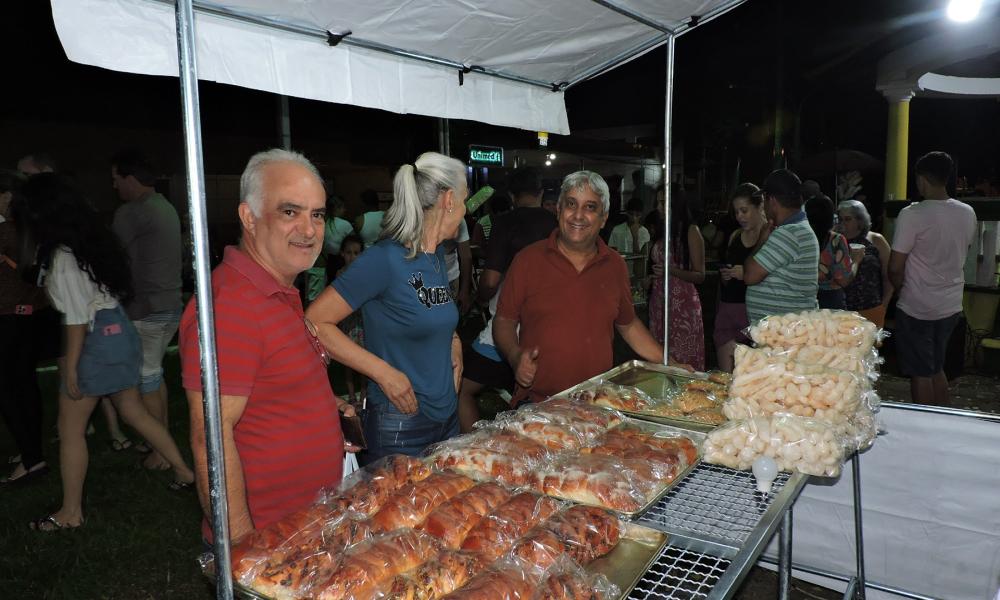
[380, 152, 467, 259]
[559, 171, 610, 214]
[240, 149, 323, 217]
[837, 199, 871, 237]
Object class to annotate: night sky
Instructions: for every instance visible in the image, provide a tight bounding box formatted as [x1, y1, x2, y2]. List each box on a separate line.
[2, 0, 998, 204]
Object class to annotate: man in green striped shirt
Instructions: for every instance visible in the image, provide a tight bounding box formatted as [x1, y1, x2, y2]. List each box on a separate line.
[743, 169, 819, 323]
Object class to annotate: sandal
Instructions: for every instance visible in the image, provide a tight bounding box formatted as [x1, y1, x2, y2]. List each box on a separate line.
[8, 454, 21, 465]
[29, 515, 84, 532]
[1, 463, 50, 485]
[167, 480, 196, 492]
[110, 438, 132, 452]
[135, 457, 171, 472]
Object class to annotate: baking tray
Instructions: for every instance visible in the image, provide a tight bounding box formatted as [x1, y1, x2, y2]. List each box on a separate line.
[534, 418, 707, 521]
[592, 523, 670, 600]
[554, 360, 723, 434]
[205, 524, 669, 600]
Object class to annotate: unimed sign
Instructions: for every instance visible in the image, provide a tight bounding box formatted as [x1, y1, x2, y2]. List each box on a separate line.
[469, 145, 504, 166]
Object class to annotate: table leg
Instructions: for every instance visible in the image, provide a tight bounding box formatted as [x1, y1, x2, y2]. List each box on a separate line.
[778, 507, 792, 600]
[852, 453, 866, 600]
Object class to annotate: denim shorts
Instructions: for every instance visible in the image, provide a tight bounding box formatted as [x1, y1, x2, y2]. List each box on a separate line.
[894, 309, 961, 378]
[70, 306, 143, 397]
[361, 401, 459, 464]
[133, 308, 182, 393]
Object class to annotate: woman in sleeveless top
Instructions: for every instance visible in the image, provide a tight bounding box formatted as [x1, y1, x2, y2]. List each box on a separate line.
[355, 189, 385, 249]
[715, 184, 764, 372]
[649, 184, 705, 371]
[836, 200, 892, 327]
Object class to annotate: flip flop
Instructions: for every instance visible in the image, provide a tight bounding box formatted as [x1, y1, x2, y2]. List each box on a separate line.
[135, 458, 171, 472]
[1, 464, 50, 485]
[7, 454, 21, 465]
[167, 480, 196, 492]
[110, 438, 132, 452]
[29, 515, 84, 532]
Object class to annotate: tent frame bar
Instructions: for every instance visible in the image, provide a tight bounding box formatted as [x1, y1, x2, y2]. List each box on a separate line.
[175, 1, 233, 599]
[566, 0, 751, 88]
[147, 0, 556, 91]
[586, 0, 673, 34]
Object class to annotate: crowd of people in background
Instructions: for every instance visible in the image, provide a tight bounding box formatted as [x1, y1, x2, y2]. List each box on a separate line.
[0, 145, 975, 543]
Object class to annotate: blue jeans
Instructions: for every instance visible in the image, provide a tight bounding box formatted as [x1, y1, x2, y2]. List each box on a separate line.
[362, 401, 459, 464]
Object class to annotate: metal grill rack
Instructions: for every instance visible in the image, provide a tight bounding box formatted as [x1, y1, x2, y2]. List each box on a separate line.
[630, 463, 808, 600]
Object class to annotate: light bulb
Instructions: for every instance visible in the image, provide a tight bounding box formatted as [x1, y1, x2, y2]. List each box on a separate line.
[752, 456, 778, 493]
[545, 160, 552, 166]
[549, 153, 557, 160]
[947, 0, 982, 21]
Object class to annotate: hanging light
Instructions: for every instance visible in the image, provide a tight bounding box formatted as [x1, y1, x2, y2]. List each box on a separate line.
[947, 0, 982, 21]
[545, 160, 552, 166]
[549, 153, 556, 160]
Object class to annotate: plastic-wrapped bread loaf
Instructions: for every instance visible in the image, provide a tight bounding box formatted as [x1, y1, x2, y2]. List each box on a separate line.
[509, 505, 622, 568]
[747, 309, 879, 351]
[381, 549, 491, 600]
[701, 416, 847, 477]
[334, 454, 433, 515]
[460, 493, 561, 558]
[371, 470, 477, 532]
[416, 483, 513, 548]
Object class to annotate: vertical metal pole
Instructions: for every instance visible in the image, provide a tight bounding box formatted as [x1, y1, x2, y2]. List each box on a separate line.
[778, 508, 793, 600]
[662, 34, 675, 364]
[444, 118, 451, 157]
[174, 2, 233, 599]
[279, 95, 292, 150]
[852, 453, 867, 599]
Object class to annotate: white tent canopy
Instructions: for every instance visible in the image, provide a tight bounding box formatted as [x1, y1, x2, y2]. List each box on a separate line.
[52, 0, 746, 134]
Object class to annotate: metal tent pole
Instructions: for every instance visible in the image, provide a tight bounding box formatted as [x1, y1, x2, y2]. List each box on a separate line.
[662, 34, 675, 364]
[851, 453, 867, 599]
[174, 1, 233, 599]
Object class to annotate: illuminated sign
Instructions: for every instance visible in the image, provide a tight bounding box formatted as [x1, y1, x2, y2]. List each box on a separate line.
[469, 145, 504, 166]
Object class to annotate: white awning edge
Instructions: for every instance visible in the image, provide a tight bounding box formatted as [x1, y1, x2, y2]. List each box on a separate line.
[51, 0, 570, 134]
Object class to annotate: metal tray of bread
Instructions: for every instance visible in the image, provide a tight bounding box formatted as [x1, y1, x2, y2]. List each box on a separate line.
[554, 361, 726, 434]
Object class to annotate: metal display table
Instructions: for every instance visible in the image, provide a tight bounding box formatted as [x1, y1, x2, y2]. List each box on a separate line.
[631, 463, 809, 600]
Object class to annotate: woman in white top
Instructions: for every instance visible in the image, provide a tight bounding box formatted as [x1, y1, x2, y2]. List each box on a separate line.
[355, 188, 385, 249]
[20, 174, 195, 531]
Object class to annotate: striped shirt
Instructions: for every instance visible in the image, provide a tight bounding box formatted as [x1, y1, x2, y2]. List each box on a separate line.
[745, 211, 819, 323]
[180, 246, 343, 540]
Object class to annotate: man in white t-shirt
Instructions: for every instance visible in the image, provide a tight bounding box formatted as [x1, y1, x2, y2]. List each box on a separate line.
[888, 151, 977, 407]
[607, 198, 650, 255]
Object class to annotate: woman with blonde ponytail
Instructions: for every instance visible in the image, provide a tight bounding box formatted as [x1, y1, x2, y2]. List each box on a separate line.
[307, 152, 468, 461]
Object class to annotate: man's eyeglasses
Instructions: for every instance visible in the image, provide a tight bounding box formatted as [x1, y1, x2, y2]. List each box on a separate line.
[304, 317, 331, 368]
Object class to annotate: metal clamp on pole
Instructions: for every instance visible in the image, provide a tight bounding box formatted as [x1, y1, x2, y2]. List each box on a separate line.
[326, 30, 351, 46]
[174, 1, 232, 599]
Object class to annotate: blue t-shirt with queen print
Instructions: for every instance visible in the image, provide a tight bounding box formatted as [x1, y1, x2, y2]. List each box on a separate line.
[332, 239, 458, 422]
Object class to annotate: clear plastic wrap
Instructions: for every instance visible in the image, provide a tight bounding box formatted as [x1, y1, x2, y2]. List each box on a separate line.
[228, 501, 347, 583]
[380, 549, 492, 600]
[747, 309, 884, 352]
[486, 410, 587, 451]
[726, 345, 874, 420]
[460, 492, 563, 558]
[582, 421, 699, 477]
[757, 343, 882, 382]
[509, 504, 624, 568]
[312, 529, 448, 600]
[333, 454, 433, 515]
[246, 514, 375, 600]
[567, 381, 653, 412]
[529, 453, 670, 513]
[371, 470, 477, 533]
[530, 555, 620, 600]
[427, 429, 552, 487]
[416, 482, 514, 548]
[522, 398, 625, 440]
[701, 416, 848, 477]
[437, 556, 544, 600]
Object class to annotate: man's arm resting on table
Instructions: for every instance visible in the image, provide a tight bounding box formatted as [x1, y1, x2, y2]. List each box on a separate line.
[887, 250, 907, 293]
[615, 317, 664, 364]
[187, 390, 255, 541]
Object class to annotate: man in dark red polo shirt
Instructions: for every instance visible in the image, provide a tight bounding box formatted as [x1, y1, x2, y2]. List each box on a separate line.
[494, 171, 688, 406]
[180, 149, 355, 542]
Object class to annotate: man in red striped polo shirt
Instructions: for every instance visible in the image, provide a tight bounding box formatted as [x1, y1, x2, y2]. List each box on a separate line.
[180, 149, 355, 543]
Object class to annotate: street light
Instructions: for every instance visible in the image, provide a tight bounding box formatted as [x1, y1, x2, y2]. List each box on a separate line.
[947, 0, 982, 21]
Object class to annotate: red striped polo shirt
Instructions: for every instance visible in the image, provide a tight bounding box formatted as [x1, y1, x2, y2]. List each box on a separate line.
[181, 246, 343, 540]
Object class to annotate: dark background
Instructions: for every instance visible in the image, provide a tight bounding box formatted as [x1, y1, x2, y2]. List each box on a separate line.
[2, 0, 998, 214]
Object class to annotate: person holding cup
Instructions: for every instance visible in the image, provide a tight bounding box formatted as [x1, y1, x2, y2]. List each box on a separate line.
[836, 200, 892, 327]
[804, 194, 859, 310]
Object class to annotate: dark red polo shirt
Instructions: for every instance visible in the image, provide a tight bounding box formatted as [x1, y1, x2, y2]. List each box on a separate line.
[180, 246, 343, 540]
[495, 230, 636, 406]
